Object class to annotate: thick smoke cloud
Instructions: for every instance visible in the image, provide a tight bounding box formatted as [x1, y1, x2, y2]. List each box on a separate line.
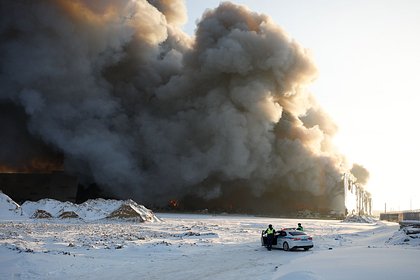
[0, 0, 362, 214]
[350, 164, 370, 186]
[0, 103, 63, 172]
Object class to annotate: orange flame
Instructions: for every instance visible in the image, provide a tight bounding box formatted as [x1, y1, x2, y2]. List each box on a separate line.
[0, 157, 63, 173]
[169, 199, 179, 208]
[57, 0, 119, 25]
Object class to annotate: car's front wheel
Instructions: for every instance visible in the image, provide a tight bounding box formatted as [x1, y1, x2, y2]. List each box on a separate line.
[283, 242, 289, 251]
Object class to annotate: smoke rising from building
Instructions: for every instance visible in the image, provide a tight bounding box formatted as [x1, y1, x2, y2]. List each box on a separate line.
[0, 0, 368, 214]
[350, 163, 370, 186]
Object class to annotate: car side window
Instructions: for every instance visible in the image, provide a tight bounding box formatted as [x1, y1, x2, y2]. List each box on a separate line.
[280, 231, 286, 236]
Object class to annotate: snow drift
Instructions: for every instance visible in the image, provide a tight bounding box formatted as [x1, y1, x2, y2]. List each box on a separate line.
[0, 191, 25, 219]
[0, 191, 160, 222]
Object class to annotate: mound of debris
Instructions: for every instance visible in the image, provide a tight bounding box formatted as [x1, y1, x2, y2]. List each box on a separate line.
[106, 200, 159, 222]
[0, 193, 160, 222]
[0, 191, 25, 219]
[341, 215, 376, 223]
[32, 209, 53, 219]
[74, 198, 161, 222]
[386, 226, 420, 247]
[399, 220, 420, 230]
[22, 199, 77, 218]
[58, 211, 80, 219]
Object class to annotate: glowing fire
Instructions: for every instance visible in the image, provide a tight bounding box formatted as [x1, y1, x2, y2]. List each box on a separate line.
[169, 199, 179, 208]
[0, 158, 63, 173]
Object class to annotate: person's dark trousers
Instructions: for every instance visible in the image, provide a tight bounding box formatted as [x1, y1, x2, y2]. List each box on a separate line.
[267, 234, 274, 250]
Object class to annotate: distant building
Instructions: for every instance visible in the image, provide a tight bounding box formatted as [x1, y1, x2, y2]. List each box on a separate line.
[0, 170, 375, 218]
[343, 173, 372, 216]
[380, 210, 420, 222]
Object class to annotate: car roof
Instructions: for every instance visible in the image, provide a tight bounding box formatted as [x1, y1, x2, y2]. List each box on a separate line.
[280, 229, 307, 235]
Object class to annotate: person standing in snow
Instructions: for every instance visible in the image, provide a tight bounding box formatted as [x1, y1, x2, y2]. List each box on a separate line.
[296, 223, 303, 231]
[264, 224, 276, 251]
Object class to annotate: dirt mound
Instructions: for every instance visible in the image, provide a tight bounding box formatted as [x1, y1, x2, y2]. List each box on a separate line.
[59, 211, 80, 219]
[106, 200, 160, 222]
[32, 209, 53, 219]
[107, 204, 146, 221]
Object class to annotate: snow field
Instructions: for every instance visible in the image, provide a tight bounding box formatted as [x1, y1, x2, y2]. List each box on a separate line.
[1, 213, 420, 279]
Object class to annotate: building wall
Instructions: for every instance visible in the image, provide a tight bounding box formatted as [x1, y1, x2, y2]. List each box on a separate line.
[403, 212, 420, 221]
[380, 211, 420, 222]
[0, 172, 78, 203]
[344, 173, 372, 216]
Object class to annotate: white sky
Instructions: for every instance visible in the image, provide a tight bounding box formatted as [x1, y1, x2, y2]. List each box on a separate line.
[184, 0, 420, 211]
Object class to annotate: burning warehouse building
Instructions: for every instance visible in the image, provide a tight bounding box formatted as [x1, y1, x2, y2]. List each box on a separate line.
[344, 172, 372, 216]
[0, 1, 370, 216]
[0, 171, 78, 204]
[1, 169, 367, 218]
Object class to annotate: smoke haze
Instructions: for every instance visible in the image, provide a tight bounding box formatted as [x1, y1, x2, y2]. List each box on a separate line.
[0, 0, 368, 214]
[350, 164, 370, 186]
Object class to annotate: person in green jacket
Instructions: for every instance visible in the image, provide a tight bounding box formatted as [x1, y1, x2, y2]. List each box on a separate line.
[296, 223, 303, 231]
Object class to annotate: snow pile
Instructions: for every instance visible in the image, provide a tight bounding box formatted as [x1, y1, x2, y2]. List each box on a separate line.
[399, 220, 420, 229]
[0, 191, 25, 219]
[403, 226, 420, 235]
[99, 199, 161, 222]
[341, 215, 376, 223]
[386, 228, 420, 247]
[0, 195, 160, 222]
[21, 199, 78, 218]
[22, 198, 160, 222]
[75, 198, 161, 222]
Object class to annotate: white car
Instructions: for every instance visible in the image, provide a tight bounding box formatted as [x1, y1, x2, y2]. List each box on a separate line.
[261, 228, 313, 251]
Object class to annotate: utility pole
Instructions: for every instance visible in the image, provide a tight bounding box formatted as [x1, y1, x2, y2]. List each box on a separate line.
[384, 202, 386, 213]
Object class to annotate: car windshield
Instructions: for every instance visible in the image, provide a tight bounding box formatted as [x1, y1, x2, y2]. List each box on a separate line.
[288, 231, 306, 236]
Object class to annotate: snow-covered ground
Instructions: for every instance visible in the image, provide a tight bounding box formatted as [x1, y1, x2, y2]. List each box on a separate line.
[1, 195, 420, 279]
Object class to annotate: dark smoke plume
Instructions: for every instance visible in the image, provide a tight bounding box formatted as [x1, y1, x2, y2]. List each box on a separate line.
[0, 0, 363, 214]
[350, 164, 370, 186]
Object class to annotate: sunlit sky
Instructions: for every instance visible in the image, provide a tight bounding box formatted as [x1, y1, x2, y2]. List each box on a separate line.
[184, 0, 420, 211]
